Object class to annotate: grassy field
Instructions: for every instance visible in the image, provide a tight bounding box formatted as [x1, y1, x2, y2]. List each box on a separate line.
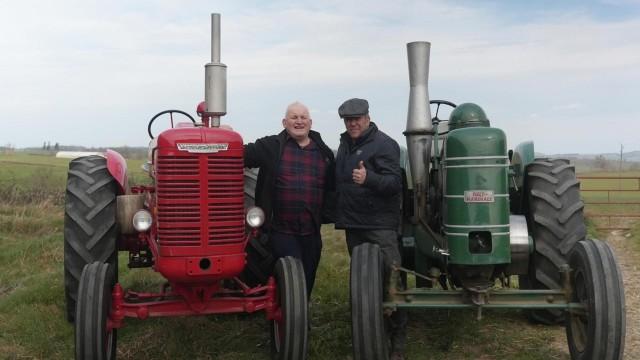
[2, 152, 628, 359]
[578, 171, 640, 232]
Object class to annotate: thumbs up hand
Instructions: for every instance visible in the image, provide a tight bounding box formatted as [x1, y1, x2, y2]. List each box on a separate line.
[352, 160, 367, 185]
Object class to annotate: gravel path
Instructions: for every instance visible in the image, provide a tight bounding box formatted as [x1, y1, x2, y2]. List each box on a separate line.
[606, 230, 639, 360]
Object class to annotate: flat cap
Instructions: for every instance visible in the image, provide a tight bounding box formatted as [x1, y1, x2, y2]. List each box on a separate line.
[338, 98, 369, 118]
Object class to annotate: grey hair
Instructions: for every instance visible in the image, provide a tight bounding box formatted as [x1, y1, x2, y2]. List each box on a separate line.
[284, 101, 310, 118]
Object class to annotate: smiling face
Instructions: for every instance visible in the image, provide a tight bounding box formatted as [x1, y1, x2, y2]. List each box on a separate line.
[282, 103, 312, 145]
[344, 115, 370, 140]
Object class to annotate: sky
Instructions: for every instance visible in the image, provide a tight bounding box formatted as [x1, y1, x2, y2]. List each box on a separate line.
[1, 0, 640, 154]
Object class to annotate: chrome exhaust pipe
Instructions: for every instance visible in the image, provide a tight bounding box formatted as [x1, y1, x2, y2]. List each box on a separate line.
[204, 13, 227, 127]
[405, 41, 433, 222]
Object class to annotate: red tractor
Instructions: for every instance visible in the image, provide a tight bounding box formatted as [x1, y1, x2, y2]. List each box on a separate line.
[63, 14, 307, 359]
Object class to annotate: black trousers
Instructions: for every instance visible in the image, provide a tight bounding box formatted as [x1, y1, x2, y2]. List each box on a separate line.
[346, 228, 408, 353]
[270, 230, 322, 298]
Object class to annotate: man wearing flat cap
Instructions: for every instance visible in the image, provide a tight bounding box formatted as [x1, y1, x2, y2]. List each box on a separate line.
[335, 98, 406, 360]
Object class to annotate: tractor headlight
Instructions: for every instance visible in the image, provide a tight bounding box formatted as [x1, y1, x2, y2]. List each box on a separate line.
[132, 210, 153, 232]
[246, 207, 265, 228]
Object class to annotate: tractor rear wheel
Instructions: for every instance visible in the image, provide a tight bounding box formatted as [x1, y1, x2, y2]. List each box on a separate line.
[75, 261, 117, 360]
[241, 168, 276, 286]
[520, 158, 585, 324]
[64, 156, 118, 323]
[566, 239, 625, 360]
[351, 243, 389, 360]
[242, 234, 276, 286]
[271, 257, 308, 360]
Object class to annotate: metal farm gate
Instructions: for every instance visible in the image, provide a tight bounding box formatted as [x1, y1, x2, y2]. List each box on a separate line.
[578, 175, 640, 230]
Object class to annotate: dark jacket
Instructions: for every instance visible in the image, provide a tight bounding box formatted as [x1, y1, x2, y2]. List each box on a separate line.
[335, 122, 401, 230]
[244, 130, 336, 232]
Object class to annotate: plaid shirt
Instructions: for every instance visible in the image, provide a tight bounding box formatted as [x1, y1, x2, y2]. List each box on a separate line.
[272, 138, 327, 235]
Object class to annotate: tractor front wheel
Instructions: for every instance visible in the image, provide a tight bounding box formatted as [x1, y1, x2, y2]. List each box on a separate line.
[351, 243, 389, 360]
[75, 262, 117, 360]
[566, 239, 625, 360]
[64, 155, 118, 323]
[270, 257, 308, 360]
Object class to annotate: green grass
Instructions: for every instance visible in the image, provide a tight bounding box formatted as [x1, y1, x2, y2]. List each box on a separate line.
[0, 153, 589, 359]
[0, 215, 569, 359]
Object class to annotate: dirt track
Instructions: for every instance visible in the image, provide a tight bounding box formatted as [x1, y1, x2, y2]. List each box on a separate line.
[606, 230, 639, 360]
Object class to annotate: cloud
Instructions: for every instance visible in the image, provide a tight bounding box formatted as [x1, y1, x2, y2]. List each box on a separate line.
[0, 0, 639, 154]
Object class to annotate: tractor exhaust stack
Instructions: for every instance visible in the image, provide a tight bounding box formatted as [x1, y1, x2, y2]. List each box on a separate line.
[405, 41, 433, 222]
[204, 13, 227, 127]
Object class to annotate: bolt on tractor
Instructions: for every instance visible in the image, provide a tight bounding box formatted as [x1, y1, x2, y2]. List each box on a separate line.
[63, 14, 306, 359]
[349, 42, 625, 360]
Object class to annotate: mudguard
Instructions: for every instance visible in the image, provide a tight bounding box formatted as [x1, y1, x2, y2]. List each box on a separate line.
[510, 141, 535, 190]
[105, 149, 128, 194]
[509, 141, 535, 214]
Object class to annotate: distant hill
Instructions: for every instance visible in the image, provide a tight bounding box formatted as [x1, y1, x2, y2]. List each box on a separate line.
[550, 151, 640, 163]
[544, 151, 640, 172]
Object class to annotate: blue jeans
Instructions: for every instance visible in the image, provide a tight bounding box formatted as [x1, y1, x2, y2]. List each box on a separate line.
[270, 231, 322, 298]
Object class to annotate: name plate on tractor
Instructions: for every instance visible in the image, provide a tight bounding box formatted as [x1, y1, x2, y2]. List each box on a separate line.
[177, 143, 229, 153]
[464, 190, 495, 203]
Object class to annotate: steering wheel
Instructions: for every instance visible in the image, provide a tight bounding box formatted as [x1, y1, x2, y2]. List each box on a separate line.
[147, 110, 196, 139]
[430, 100, 457, 123]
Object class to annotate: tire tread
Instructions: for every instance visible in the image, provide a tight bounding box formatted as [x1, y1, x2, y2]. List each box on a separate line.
[521, 158, 586, 324]
[64, 156, 118, 323]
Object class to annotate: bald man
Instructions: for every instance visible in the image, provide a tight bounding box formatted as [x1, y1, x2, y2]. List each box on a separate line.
[244, 102, 335, 298]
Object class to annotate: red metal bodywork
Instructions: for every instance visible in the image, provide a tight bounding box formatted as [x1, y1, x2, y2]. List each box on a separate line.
[109, 125, 278, 328]
[106, 149, 128, 194]
[151, 126, 246, 282]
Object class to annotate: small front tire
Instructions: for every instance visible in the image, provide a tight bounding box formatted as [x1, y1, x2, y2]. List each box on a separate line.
[75, 262, 117, 360]
[566, 239, 625, 360]
[351, 243, 389, 360]
[270, 257, 308, 360]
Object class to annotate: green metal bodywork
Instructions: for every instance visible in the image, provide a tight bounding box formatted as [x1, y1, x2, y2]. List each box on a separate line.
[443, 127, 510, 265]
[397, 103, 547, 311]
[510, 141, 535, 190]
[509, 141, 535, 213]
[448, 103, 490, 130]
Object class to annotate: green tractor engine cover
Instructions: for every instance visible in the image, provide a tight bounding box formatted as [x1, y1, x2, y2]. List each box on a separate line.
[444, 125, 510, 265]
[448, 102, 490, 130]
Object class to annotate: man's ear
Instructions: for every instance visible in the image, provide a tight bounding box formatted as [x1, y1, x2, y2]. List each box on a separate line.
[309, 118, 313, 128]
[282, 118, 287, 128]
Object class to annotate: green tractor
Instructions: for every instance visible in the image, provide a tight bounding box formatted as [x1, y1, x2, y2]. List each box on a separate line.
[349, 42, 625, 360]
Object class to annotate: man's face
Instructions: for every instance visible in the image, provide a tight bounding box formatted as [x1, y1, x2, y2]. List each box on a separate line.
[282, 105, 312, 141]
[344, 115, 370, 140]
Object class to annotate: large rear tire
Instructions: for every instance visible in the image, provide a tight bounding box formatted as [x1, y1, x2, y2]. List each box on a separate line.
[75, 261, 117, 360]
[566, 239, 625, 360]
[64, 155, 118, 323]
[270, 257, 308, 360]
[520, 158, 585, 324]
[351, 243, 389, 360]
[242, 234, 276, 286]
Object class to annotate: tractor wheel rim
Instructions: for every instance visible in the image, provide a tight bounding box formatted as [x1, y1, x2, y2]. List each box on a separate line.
[569, 269, 588, 353]
[105, 331, 113, 358]
[273, 319, 283, 353]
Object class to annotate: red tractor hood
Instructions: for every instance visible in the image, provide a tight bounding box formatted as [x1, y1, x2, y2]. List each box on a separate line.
[156, 126, 244, 154]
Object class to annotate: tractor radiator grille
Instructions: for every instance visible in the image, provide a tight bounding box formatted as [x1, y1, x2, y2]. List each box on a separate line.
[156, 155, 245, 248]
